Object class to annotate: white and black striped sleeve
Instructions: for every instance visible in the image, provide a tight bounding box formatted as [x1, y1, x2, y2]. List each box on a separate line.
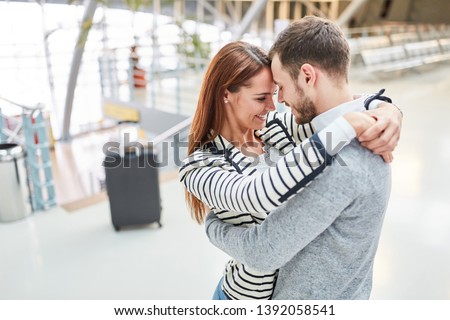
[179, 133, 333, 216]
[266, 111, 314, 144]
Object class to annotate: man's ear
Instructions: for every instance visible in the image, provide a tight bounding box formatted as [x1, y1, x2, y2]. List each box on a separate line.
[299, 64, 316, 87]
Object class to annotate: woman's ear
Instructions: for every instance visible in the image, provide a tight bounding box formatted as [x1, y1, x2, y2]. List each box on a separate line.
[224, 89, 238, 105]
[223, 90, 230, 104]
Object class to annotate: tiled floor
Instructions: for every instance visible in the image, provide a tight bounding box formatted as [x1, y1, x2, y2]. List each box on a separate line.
[0, 180, 229, 299]
[1, 64, 450, 300]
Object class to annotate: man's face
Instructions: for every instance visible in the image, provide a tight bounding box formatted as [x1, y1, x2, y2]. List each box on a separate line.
[271, 54, 317, 124]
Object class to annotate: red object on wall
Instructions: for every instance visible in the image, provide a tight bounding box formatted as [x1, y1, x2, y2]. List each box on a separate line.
[133, 67, 147, 88]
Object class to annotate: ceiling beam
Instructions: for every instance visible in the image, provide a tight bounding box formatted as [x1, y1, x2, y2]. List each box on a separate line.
[336, 0, 370, 27]
[232, 0, 268, 40]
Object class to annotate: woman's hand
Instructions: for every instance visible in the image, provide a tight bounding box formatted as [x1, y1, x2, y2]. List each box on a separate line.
[359, 102, 402, 154]
[344, 112, 393, 163]
[343, 112, 376, 137]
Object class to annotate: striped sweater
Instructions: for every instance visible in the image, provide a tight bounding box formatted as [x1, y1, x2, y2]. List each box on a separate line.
[179, 94, 387, 300]
[179, 111, 336, 299]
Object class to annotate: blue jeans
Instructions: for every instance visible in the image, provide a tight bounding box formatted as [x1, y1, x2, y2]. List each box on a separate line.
[212, 277, 229, 300]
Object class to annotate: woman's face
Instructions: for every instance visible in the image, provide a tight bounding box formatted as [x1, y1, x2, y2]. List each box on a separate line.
[224, 67, 277, 132]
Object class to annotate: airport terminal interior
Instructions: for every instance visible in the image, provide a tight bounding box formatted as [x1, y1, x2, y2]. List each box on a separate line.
[1, 0, 450, 299]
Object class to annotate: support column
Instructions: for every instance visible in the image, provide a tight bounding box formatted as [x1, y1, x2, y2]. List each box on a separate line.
[235, 0, 243, 23]
[149, 0, 161, 109]
[279, 0, 290, 20]
[330, 0, 340, 21]
[174, 0, 185, 23]
[293, 1, 302, 21]
[215, 0, 225, 23]
[319, 1, 327, 17]
[265, 0, 274, 33]
[61, 0, 98, 141]
[196, 0, 204, 22]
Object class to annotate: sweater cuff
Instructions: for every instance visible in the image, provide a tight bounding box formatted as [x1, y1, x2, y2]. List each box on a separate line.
[363, 88, 393, 110]
[317, 116, 356, 156]
[367, 99, 385, 110]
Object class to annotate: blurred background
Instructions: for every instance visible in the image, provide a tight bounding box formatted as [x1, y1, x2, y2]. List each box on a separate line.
[0, 0, 449, 299]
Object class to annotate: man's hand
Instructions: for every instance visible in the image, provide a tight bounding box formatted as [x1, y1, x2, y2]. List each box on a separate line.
[359, 102, 402, 157]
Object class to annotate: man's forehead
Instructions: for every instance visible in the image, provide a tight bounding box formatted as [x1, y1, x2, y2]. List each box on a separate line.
[272, 65, 286, 84]
[271, 58, 286, 84]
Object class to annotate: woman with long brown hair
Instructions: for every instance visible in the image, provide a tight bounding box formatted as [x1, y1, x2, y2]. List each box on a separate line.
[179, 41, 384, 300]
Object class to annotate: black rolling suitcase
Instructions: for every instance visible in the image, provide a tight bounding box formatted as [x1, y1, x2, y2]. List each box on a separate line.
[103, 149, 162, 231]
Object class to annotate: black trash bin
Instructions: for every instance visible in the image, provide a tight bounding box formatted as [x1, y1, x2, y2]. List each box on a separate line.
[103, 148, 162, 231]
[0, 143, 32, 222]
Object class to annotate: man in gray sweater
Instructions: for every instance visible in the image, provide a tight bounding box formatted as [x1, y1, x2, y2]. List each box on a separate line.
[205, 16, 393, 299]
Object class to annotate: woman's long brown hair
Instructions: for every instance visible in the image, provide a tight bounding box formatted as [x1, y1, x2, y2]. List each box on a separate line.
[185, 41, 270, 224]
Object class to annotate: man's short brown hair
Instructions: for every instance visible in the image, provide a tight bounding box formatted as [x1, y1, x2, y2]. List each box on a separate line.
[269, 16, 350, 82]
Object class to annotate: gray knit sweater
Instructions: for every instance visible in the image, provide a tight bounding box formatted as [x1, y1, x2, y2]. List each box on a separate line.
[205, 140, 391, 299]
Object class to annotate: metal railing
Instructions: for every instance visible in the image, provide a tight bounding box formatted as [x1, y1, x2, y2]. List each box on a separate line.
[149, 116, 192, 170]
[0, 96, 56, 211]
[98, 44, 209, 118]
